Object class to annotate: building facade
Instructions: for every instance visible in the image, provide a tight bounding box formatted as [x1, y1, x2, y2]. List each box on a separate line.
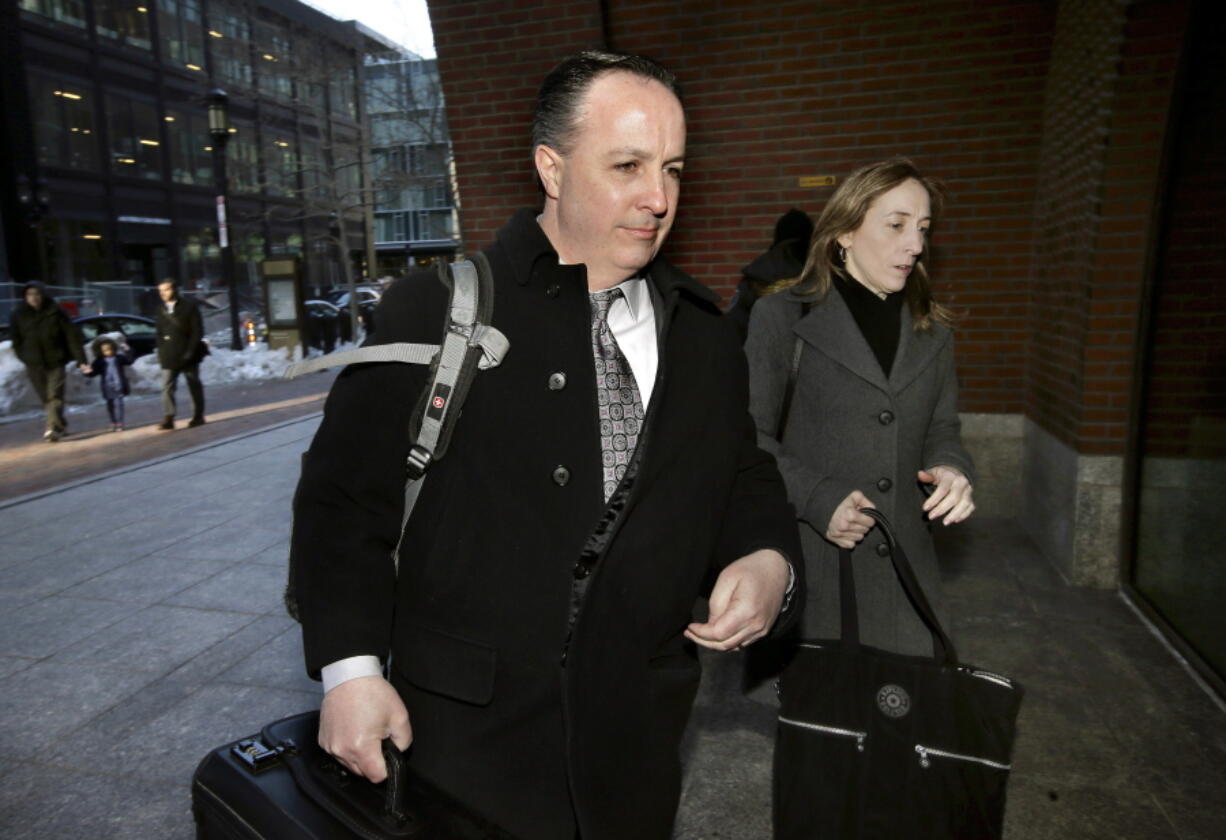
[423, 0, 1223, 694]
[365, 52, 460, 275]
[1, 0, 391, 317]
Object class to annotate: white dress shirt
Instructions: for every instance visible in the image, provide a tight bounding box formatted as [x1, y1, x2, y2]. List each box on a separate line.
[321, 276, 660, 694]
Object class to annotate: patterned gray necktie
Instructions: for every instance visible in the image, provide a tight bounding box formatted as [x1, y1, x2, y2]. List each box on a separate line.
[590, 289, 646, 501]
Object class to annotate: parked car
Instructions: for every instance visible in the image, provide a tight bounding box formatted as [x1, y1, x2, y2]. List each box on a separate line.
[74, 313, 158, 359]
[325, 287, 380, 335]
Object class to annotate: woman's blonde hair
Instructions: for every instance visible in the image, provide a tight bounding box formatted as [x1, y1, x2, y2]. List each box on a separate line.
[785, 158, 953, 331]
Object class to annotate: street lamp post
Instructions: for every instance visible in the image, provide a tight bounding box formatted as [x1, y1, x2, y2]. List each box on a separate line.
[207, 89, 242, 351]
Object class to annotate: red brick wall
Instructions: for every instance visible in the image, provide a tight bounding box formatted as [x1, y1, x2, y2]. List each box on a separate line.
[426, 0, 603, 248]
[1025, 0, 1188, 455]
[426, 0, 1191, 455]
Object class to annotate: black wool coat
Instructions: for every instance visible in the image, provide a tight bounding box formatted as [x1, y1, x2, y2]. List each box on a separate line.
[291, 209, 802, 840]
[9, 292, 86, 369]
[155, 297, 205, 370]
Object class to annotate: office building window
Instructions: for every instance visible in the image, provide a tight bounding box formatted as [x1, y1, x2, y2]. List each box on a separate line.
[210, 3, 253, 90]
[95, 1, 153, 51]
[158, 0, 206, 73]
[300, 138, 323, 199]
[40, 219, 110, 287]
[180, 227, 219, 290]
[106, 92, 164, 180]
[330, 66, 357, 121]
[19, 1, 86, 28]
[264, 134, 297, 197]
[166, 109, 212, 185]
[227, 122, 259, 193]
[332, 140, 362, 203]
[28, 75, 99, 171]
[255, 19, 293, 100]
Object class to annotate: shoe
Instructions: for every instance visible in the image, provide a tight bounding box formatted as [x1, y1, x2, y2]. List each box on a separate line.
[188, 416, 206, 428]
[158, 416, 175, 431]
[46, 430, 61, 443]
[118, 424, 126, 431]
[43, 430, 53, 441]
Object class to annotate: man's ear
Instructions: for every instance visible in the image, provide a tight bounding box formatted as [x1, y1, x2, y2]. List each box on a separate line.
[534, 145, 564, 200]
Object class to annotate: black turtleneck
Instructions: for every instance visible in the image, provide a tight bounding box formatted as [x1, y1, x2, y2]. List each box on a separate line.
[832, 273, 905, 377]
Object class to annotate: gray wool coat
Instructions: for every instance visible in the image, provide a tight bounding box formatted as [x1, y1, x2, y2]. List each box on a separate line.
[745, 286, 974, 656]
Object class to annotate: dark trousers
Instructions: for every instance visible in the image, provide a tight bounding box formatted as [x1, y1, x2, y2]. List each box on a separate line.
[160, 364, 204, 419]
[105, 396, 125, 425]
[25, 364, 67, 433]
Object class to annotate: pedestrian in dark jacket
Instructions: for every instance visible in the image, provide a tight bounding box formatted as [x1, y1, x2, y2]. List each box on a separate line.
[84, 337, 132, 431]
[726, 208, 813, 343]
[154, 279, 206, 429]
[8, 281, 89, 441]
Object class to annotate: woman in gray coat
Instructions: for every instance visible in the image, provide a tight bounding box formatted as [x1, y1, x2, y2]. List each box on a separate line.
[745, 159, 974, 656]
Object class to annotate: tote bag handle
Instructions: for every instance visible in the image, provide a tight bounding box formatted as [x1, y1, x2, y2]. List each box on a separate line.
[839, 508, 958, 667]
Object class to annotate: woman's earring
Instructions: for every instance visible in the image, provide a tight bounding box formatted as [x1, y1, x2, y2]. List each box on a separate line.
[837, 245, 846, 263]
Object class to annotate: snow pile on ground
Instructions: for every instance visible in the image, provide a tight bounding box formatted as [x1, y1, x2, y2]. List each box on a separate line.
[0, 334, 334, 418]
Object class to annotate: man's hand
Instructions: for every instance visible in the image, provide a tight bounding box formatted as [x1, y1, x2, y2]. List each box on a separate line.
[318, 675, 412, 783]
[685, 549, 790, 651]
[79, 364, 92, 375]
[919, 466, 974, 525]
[826, 490, 875, 548]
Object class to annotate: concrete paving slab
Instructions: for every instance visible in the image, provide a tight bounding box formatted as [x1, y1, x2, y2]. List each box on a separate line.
[246, 543, 289, 566]
[1003, 777, 1179, 840]
[0, 661, 156, 758]
[0, 765, 194, 840]
[161, 562, 288, 614]
[0, 655, 36, 681]
[49, 605, 259, 674]
[0, 596, 142, 659]
[0, 591, 40, 617]
[85, 682, 318, 785]
[167, 613, 298, 685]
[0, 547, 140, 598]
[61, 555, 235, 603]
[216, 625, 320, 695]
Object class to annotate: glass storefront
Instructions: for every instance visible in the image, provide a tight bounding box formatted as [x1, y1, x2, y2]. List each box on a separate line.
[1128, 3, 1226, 692]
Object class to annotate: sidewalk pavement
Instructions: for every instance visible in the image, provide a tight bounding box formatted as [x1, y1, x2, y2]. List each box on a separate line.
[0, 415, 1223, 839]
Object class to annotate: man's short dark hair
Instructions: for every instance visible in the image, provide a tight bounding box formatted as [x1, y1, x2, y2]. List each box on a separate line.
[532, 50, 680, 156]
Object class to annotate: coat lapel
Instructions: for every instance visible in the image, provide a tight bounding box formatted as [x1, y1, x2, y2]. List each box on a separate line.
[791, 289, 891, 394]
[888, 306, 947, 393]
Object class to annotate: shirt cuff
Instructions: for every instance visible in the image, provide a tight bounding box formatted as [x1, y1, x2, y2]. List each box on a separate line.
[321, 655, 382, 693]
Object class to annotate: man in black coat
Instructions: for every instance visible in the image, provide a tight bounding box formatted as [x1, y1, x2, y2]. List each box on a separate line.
[154, 279, 205, 429]
[8, 281, 89, 441]
[291, 51, 803, 840]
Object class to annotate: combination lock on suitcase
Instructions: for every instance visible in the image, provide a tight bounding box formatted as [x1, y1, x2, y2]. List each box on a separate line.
[191, 711, 516, 839]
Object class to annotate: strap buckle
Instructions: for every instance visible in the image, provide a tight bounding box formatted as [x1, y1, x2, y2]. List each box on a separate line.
[405, 445, 433, 480]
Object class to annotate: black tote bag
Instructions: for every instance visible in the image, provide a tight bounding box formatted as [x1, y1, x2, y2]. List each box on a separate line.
[773, 509, 1023, 839]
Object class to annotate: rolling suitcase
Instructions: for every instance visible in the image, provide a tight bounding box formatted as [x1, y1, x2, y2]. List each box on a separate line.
[191, 711, 516, 839]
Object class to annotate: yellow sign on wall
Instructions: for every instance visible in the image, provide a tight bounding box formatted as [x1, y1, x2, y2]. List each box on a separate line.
[798, 176, 837, 187]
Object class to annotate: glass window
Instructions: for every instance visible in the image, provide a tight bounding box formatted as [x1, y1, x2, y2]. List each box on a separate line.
[121, 319, 156, 337]
[40, 219, 110, 288]
[106, 92, 164, 180]
[95, 1, 152, 51]
[300, 138, 323, 199]
[28, 75, 99, 171]
[166, 109, 212, 185]
[19, 1, 86, 28]
[158, 0, 206, 73]
[255, 19, 293, 100]
[332, 140, 361, 203]
[227, 122, 259, 193]
[210, 3, 253, 90]
[264, 133, 297, 197]
[330, 66, 357, 121]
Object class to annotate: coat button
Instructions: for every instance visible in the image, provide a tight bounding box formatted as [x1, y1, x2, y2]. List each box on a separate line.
[548, 372, 567, 391]
[552, 465, 570, 486]
[545, 283, 560, 298]
[876, 478, 892, 492]
[573, 563, 592, 580]
[875, 542, 891, 557]
[878, 410, 894, 425]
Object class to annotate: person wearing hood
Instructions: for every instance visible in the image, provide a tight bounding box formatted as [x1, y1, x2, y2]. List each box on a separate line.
[726, 208, 814, 343]
[8, 281, 90, 441]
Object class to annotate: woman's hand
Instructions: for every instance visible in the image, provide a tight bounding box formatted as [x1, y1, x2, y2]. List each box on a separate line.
[918, 466, 974, 525]
[826, 490, 876, 549]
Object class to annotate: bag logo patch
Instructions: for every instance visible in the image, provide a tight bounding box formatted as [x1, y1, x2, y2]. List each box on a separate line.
[876, 684, 911, 718]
